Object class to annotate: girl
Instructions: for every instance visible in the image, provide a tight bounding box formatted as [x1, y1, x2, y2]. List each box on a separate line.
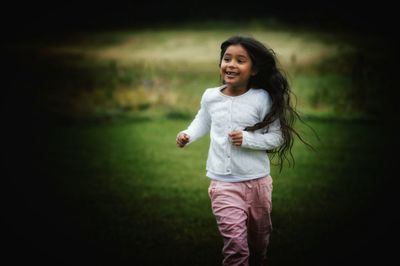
[176, 35, 307, 266]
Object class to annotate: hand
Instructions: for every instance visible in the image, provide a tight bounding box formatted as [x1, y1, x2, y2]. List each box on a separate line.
[176, 133, 190, 148]
[228, 131, 243, 146]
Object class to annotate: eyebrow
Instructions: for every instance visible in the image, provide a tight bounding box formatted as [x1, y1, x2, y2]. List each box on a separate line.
[223, 53, 249, 59]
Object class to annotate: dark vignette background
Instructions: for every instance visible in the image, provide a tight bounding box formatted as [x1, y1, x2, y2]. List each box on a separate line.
[2, 0, 399, 265]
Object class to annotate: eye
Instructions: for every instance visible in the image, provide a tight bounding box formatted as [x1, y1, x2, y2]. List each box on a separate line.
[223, 57, 231, 62]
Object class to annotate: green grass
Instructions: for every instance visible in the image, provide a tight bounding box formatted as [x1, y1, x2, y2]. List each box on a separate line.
[37, 116, 386, 265]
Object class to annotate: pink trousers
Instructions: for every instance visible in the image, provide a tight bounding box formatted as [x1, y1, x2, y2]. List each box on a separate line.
[208, 176, 273, 266]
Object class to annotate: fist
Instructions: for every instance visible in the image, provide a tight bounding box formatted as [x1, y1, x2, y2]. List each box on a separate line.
[228, 131, 243, 146]
[176, 133, 190, 148]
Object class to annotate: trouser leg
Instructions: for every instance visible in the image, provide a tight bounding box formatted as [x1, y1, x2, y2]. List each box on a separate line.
[209, 180, 249, 266]
[247, 176, 273, 266]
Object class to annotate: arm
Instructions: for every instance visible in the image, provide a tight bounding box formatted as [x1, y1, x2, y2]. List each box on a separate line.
[241, 118, 284, 150]
[176, 90, 211, 147]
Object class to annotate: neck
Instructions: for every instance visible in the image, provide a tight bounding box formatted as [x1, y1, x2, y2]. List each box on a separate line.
[223, 85, 249, 96]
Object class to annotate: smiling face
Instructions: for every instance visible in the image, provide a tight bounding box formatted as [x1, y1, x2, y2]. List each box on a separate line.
[220, 44, 256, 93]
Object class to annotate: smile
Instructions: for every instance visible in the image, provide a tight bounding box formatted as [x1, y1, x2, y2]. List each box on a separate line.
[225, 71, 239, 77]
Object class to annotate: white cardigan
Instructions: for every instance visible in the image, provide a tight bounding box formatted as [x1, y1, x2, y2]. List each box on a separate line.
[181, 86, 283, 181]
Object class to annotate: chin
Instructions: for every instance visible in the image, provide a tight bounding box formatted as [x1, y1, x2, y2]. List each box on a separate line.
[223, 80, 235, 86]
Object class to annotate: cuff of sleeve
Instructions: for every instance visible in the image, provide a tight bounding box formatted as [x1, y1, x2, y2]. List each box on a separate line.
[241, 131, 251, 148]
[241, 131, 268, 150]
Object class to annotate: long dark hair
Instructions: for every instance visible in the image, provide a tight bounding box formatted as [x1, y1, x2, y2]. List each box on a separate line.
[220, 35, 314, 171]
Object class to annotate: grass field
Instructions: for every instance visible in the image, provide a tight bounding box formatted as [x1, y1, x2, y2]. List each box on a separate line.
[20, 116, 389, 266]
[4, 22, 398, 265]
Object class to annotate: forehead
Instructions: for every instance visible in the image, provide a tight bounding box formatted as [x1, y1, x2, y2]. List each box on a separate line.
[224, 44, 250, 57]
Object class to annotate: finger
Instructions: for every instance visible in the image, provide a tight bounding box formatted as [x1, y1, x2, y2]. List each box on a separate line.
[177, 142, 185, 147]
[178, 133, 187, 140]
[231, 137, 242, 142]
[230, 132, 242, 138]
[233, 138, 242, 145]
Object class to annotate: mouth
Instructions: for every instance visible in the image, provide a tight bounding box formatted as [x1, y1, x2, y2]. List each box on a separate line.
[225, 71, 239, 78]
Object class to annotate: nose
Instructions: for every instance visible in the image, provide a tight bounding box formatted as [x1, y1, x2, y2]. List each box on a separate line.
[227, 59, 237, 68]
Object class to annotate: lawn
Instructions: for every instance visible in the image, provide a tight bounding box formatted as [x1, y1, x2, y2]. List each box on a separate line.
[16, 116, 387, 266]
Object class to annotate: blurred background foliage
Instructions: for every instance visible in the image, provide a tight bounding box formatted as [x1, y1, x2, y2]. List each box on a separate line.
[19, 20, 390, 125]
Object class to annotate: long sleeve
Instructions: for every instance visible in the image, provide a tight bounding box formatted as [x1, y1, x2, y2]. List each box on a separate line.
[179, 86, 281, 179]
[241, 118, 283, 150]
[180, 90, 211, 144]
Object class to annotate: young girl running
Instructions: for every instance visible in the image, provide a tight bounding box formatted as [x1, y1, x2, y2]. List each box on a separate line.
[176, 35, 307, 266]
